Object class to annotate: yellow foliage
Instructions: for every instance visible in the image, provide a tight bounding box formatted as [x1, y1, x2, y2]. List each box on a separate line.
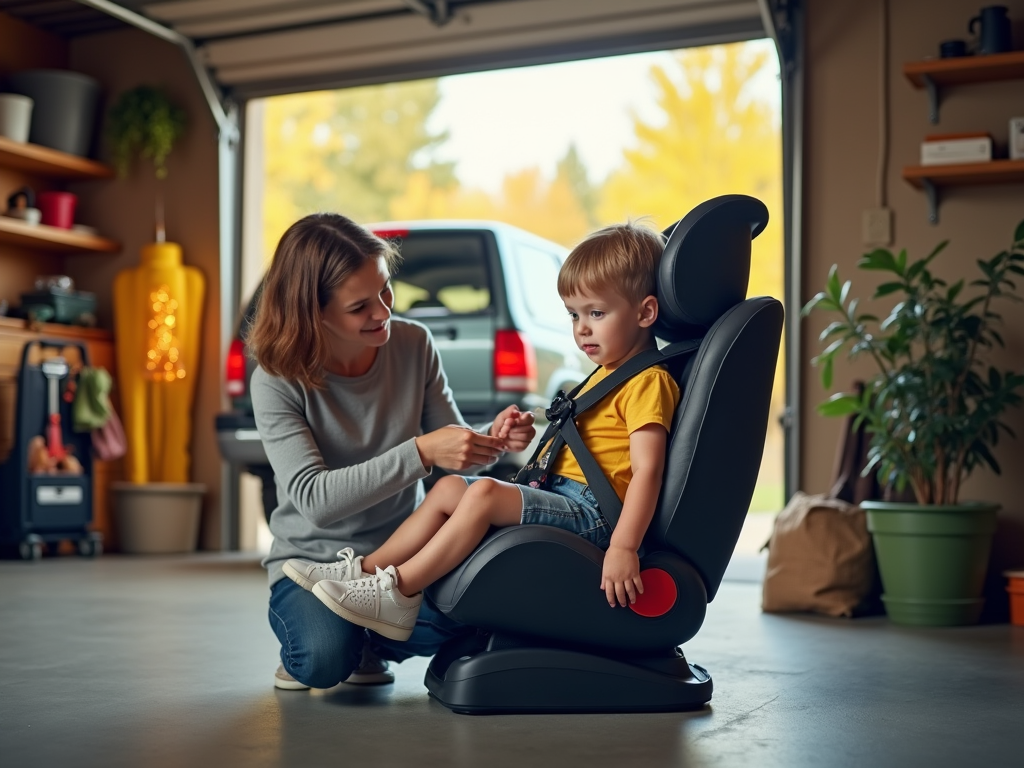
[598, 44, 782, 303]
[262, 81, 452, 263]
[389, 166, 591, 248]
[597, 43, 785, 421]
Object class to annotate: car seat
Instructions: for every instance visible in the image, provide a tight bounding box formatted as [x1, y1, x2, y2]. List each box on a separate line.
[423, 194, 784, 714]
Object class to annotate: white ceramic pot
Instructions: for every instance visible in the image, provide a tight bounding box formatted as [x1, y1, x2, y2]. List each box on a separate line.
[0, 93, 33, 143]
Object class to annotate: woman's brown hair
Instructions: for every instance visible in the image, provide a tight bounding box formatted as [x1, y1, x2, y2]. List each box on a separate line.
[247, 213, 399, 389]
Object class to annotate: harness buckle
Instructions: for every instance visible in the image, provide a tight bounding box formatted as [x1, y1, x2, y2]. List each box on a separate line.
[545, 391, 574, 424]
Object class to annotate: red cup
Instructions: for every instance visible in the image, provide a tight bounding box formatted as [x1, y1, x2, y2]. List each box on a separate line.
[37, 191, 77, 229]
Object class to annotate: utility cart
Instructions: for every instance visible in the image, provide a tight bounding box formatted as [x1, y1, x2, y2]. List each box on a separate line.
[0, 339, 102, 560]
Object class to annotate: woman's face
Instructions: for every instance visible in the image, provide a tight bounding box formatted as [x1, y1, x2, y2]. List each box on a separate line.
[321, 256, 394, 356]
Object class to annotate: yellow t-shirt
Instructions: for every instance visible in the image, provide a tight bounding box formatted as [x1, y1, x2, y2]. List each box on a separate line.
[548, 365, 681, 503]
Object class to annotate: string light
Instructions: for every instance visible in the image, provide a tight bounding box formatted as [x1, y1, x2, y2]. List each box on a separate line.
[145, 285, 186, 382]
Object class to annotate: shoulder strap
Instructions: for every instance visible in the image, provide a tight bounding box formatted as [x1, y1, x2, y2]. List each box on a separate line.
[555, 339, 702, 528]
[573, 340, 700, 417]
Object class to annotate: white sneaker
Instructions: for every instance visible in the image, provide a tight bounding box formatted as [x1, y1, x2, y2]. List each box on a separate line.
[274, 664, 310, 691]
[313, 566, 423, 642]
[283, 547, 366, 591]
[344, 643, 395, 685]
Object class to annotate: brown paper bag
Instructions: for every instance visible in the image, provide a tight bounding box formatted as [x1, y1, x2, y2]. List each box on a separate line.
[762, 381, 882, 617]
[761, 492, 877, 617]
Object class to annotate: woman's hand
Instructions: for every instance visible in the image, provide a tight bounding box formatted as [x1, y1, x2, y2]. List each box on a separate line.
[415, 425, 506, 470]
[600, 545, 644, 608]
[490, 404, 536, 453]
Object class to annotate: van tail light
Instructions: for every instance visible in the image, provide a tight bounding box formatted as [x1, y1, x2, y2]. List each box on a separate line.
[226, 339, 246, 397]
[371, 228, 409, 239]
[494, 330, 537, 393]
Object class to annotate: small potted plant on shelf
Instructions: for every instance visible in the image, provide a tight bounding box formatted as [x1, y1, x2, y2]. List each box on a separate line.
[105, 85, 206, 554]
[803, 220, 1024, 626]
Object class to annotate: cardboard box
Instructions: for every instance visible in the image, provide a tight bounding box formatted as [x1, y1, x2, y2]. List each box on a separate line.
[920, 132, 992, 166]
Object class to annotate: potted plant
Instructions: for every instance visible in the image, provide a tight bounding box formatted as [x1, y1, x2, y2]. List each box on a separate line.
[105, 86, 205, 554]
[803, 220, 1024, 625]
[106, 85, 185, 180]
[106, 85, 185, 240]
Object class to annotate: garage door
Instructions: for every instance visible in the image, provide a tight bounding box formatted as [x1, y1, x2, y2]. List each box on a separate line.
[7, 0, 761, 97]
[192, 0, 764, 97]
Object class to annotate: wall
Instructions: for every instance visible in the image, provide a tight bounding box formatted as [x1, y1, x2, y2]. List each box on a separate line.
[803, 0, 1024, 608]
[68, 29, 224, 549]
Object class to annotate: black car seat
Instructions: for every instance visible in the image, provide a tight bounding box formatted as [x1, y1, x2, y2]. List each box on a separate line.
[423, 195, 784, 714]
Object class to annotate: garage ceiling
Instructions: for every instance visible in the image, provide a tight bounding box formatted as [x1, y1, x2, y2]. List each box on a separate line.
[0, 0, 765, 98]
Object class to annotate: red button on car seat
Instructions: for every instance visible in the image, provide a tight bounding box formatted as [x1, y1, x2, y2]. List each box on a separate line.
[629, 568, 677, 617]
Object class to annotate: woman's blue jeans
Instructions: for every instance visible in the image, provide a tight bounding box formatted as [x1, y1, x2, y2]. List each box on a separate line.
[268, 578, 473, 688]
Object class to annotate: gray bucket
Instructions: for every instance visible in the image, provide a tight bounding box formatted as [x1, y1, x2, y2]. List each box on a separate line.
[6, 69, 100, 156]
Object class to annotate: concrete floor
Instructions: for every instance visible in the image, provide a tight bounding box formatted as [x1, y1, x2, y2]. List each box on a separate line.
[1, 554, 1021, 768]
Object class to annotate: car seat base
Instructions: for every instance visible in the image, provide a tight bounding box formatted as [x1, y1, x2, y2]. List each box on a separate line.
[424, 632, 712, 715]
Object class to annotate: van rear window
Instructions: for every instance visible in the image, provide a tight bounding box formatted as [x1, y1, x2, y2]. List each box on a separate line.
[390, 233, 492, 317]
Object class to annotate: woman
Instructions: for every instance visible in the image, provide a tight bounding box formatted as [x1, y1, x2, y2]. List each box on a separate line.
[248, 213, 535, 689]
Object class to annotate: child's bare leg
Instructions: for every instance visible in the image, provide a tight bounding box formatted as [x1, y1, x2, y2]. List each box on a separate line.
[395, 478, 522, 595]
[362, 475, 469, 573]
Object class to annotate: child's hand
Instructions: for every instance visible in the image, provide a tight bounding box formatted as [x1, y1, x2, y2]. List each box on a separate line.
[490, 404, 536, 452]
[600, 545, 644, 607]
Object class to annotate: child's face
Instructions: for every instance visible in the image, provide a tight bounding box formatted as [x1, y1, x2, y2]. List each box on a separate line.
[561, 285, 657, 370]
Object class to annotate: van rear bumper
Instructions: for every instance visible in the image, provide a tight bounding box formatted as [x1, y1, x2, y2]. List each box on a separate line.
[215, 412, 269, 466]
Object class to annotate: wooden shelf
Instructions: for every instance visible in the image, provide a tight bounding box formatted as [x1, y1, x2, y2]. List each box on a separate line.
[0, 315, 112, 342]
[903, 51, 1024, 124]
[0, 216, 119, 254]
[904, 50, 1024, 88]
[903, 159, 1024, 187]
[0, 135, 113, 180]
[902, 160, 1024, 223]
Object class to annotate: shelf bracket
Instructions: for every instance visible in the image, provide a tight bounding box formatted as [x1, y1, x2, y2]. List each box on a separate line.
[922, 179, 939, 224]
[922, 74, 940, 124]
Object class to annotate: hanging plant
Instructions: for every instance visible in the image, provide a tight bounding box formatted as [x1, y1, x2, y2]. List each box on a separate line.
[106, 85, 186, 179]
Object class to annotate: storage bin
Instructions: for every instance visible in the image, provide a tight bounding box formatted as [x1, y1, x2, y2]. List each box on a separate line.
[6, 69, 100, 156]
[20, 288, 96, 325]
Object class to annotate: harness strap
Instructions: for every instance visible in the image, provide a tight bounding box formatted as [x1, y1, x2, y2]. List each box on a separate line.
[518, 339, 701, 529]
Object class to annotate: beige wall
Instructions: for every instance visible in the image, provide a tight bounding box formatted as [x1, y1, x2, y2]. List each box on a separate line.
[803, 0, 1024, 596]
[67, 29, 224, 549]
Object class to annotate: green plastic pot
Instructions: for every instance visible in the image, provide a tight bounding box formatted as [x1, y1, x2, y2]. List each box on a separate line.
[862, 501, 999, 626]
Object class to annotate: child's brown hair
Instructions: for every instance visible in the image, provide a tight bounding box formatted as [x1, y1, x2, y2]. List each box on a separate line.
[557, 221, 665, 304]
[248, 213, 400, 389]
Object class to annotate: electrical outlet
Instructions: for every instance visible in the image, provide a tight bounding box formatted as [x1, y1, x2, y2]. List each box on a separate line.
[863, 208, 893, 247]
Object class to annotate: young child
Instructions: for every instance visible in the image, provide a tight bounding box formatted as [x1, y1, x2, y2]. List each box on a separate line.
[286, 221, 681, 641]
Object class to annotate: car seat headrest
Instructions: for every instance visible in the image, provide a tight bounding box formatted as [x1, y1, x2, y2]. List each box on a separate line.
[655, 195, 769, 343]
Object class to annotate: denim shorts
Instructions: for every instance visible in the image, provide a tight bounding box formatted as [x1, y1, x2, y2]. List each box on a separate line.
[463, 474, 612, 550]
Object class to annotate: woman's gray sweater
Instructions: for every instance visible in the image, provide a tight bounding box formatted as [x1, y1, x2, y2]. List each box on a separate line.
[251, 318, 471, 586]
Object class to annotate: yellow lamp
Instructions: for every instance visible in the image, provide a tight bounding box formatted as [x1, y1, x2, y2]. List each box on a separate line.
[113, 242, 205, 484]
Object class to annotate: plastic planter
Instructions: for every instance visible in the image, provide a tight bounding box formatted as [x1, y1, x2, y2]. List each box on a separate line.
[862, 501, 999, 626]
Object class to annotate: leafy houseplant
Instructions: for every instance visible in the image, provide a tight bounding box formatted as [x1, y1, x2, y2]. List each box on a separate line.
[803, 220, 1024, 625]
[106, 85, 186, 180]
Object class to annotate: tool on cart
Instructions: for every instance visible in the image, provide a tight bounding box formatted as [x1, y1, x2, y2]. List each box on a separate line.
[41, 356, 68, 461]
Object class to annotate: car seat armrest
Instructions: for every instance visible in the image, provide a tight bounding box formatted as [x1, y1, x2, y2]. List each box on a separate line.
[426, 526, 708, 653]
